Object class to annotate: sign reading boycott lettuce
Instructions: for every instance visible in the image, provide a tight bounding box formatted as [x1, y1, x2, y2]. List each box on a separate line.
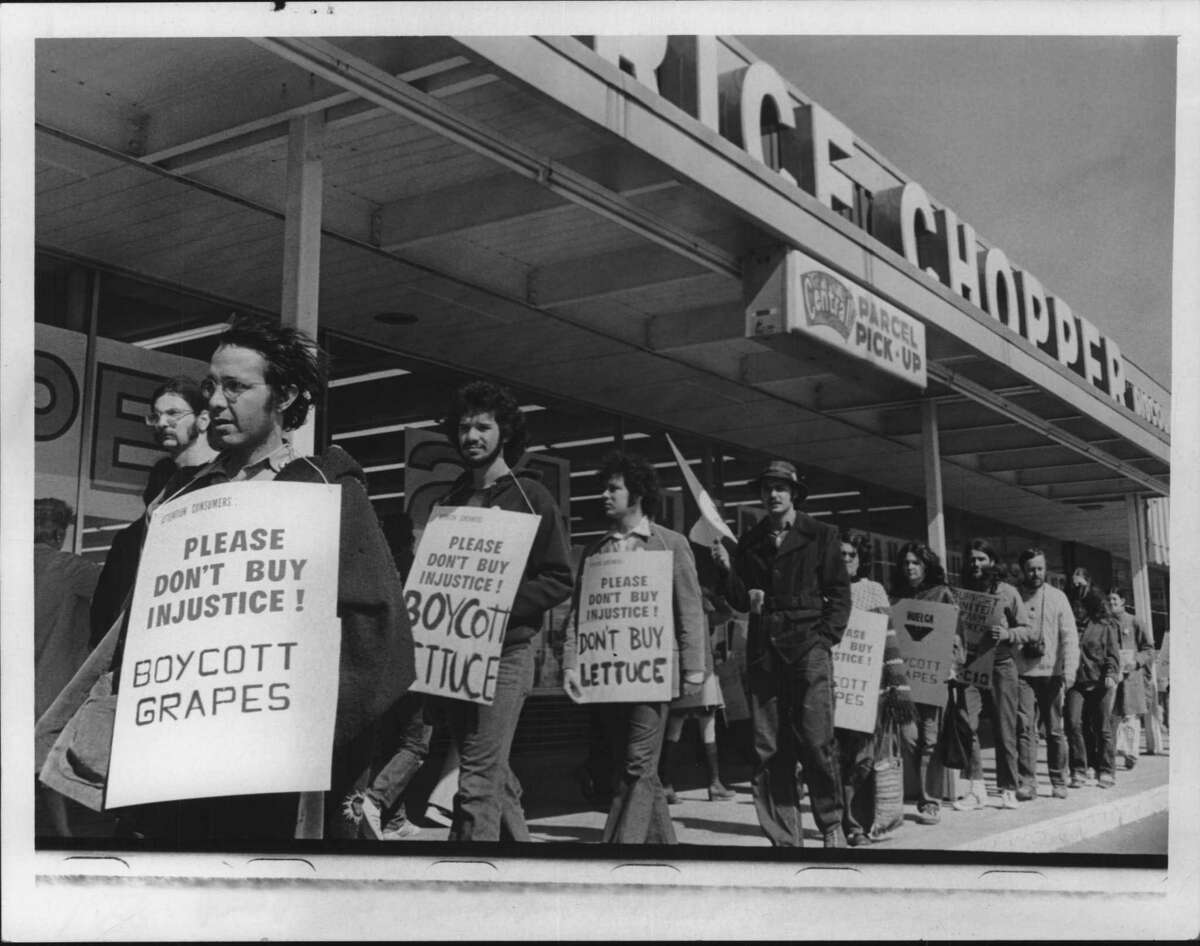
[831, 608, 888, 733]
[106, 483, 341, 809]
[406, 506, 540, 705]
[574, 551, 675, 703]
[891, 598, 958, 707]
[956, 589, 1001, 690]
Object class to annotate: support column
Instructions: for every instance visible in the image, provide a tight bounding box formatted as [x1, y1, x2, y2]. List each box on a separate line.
[281, 112, 325, 458]
[1126, 494, 1153, 627]
[282, 112, 325, 838]
[921, 399, 946, 562]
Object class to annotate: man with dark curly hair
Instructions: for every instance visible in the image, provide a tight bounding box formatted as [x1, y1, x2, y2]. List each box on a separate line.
[434, 380, 573, 842]
[38, 315, 416, 842]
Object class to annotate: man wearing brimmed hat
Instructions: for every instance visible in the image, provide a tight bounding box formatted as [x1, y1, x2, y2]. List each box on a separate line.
[712, 459, 851, 847]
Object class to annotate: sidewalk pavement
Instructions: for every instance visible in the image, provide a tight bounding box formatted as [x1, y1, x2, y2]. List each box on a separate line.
[400, 731, 1169, 853]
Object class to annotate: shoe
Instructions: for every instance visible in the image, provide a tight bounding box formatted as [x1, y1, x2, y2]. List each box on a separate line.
[1125, 756, 1138, 770]
[1015, 786, 1037, 802]
[1068, 772, 1085, 789]
[846, 830, 871, 847]
[1051, 784, 1068, 799]
[351, 792, 382, 840]
[1097, 773, 1116, 789]
[382, 820, 422, 840]
[664, 784, 679, 805]
[424, 804, 453, 827]
[1000, 790, 1019, 810]
[1085, 767, 1096, 786]
[823, 825, 848, 848]
[707, 782, 736, 801]
[953, 780, 986, 810]
[916, 803, 941, 825]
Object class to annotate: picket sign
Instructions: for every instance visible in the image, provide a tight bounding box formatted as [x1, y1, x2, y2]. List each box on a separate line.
[405, 505, 540, 705]
[107, 482, 341, 808]
[891, 598, 958, 707]
[831, 608, 888, 732]
[573, 550, 676, 703]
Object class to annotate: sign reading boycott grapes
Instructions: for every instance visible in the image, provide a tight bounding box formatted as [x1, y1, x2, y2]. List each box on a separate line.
[891, 598, 958, 707]
[106, 482, 342, 809]
[830, 608, 888, 733]
[956, 589, 1001, 690]
[572, 550, 675, 703]
[405, 506, 540, 705]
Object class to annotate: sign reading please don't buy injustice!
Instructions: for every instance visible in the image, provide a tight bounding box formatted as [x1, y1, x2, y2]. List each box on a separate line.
[106, 482, 342, 808]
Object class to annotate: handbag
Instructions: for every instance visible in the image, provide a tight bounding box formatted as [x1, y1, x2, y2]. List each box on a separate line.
[868, 724, 904, 841]
[937, 684, 972, 770]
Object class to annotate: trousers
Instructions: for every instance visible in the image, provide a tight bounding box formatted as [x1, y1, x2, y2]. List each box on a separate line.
[990, 655, 1020, 791]
[1018, 674, 1067, 790]
[747, 638, 842, 846]
[1066, 683, 1115, 777]
[602, 701, 676, 844]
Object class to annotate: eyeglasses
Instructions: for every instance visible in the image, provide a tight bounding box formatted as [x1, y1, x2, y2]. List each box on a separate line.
[200, 377, 264, 403]
[143, 409, 194, 427]
[841, 550, 858, 558]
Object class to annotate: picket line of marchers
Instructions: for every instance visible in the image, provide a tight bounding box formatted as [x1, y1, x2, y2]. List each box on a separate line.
[93, 483, 992, 811]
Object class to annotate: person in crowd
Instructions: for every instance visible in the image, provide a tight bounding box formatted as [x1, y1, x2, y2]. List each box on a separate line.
[563, 451, 706, 843]
[710, 459, 851, 848]
[889, 541, 957, 826]
[1069, 567, 1094, 608]
[436, 381, 573, 842]
[1015, 548, 1079, 802]
[34, 498, 102, 838]
[834, 531, 916, 846]
[957, 538, 1032, 810]
[1065, 588, 1121, 789]
[348, 513, 429, 840]
[659, 587, 736, 805]
[38, 315, 416, 841]
[1107, 587, 1155, 771]
[1156, 631, 1170, 731]
[88, 377, 217, 648]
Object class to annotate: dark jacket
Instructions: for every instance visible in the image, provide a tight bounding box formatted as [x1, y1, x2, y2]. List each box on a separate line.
[438, 469, 573, 645]
[720, 511, 851, 662]
[1074, 616, 1121, 688]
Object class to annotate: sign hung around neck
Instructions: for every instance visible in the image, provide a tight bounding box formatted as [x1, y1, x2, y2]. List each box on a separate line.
[581, 37, 1168, 434]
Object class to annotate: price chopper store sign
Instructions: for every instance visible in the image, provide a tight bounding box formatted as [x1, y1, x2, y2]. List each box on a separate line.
[582, 37, 1168, 432]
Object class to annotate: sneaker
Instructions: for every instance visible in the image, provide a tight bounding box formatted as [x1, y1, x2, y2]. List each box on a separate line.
[1051, 784, 1068, 799]
[953, 781, 986, 811]
[382, 820, 422, 841]
[1097, 773, 1116, 789]
[846, 830, 871, 847]
[424, 804, 453, 827]
[1000, 790, 1019, 809]
[664, 785, 679, 805]
[823, 825, 848, 848]
[1125, 755, 1138, 770]
[916, 803, 941, 825]
[1084, 767, 1096, 785]
[1068, 771, 1085, 789]
[1015, 786, 1037, 802]
[339, 791, 383, 840]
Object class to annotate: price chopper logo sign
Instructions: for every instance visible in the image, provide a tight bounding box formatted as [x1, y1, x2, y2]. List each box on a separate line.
[904, 620, 936, 642]
[800, 271, 857, 341]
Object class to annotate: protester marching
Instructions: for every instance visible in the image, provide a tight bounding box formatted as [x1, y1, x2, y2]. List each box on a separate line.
[31, 327, 1168, 852]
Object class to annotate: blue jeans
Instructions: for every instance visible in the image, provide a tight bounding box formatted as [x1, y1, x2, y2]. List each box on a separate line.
[747, 639, 843, 845]
[913, 702, 942, 808]
[1018, 675, 1067, 790]
[602, 701, 676, 844]
[1067, 683, 1115, 777]
[446, 639, 534, 842]
[991, 655, 1020, 791]
[951, 682, 984, 781]
[367, 691, 432, 814]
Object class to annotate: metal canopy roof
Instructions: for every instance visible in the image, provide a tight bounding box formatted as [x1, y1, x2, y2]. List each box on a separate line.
[33, 35, 1170, 559]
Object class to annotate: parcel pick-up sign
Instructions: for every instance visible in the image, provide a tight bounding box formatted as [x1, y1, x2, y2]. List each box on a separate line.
[106, 482, 342, 809]
[891, 598, 958, 707]
[831, 608, 888, 733]
[573, 550, 676, 703]
[956, 589, 1001, 690]
[405, 505, 540, 705]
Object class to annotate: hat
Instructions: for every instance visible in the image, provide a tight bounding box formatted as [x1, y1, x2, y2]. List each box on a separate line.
[756, 460, 808, 500]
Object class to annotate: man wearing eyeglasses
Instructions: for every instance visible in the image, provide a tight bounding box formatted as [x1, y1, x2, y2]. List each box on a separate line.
[89, 379, 217, 649]
[41, 315, 415, 842]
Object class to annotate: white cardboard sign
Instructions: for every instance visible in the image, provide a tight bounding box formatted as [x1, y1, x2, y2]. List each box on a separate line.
[106, 482, 342, 808]
[831, 608, 888, 733]
[891, 598, 959, 707]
